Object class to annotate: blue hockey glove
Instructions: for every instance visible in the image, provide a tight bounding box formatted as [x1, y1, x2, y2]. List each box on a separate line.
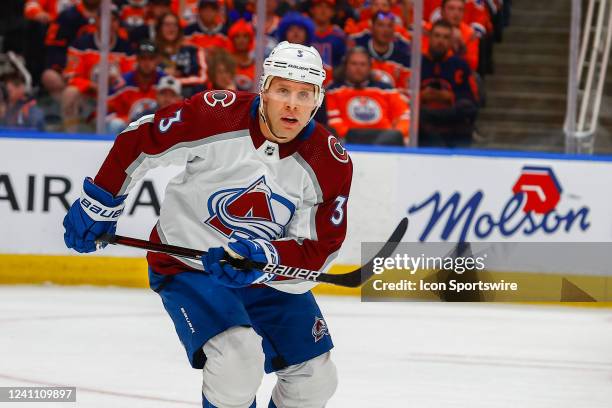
[201, 237, 279, 288]
[63, 178, 126, 253]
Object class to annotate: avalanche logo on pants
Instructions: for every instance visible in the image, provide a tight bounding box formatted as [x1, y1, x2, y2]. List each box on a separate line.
[205, 176, 296, 240]
[312, 317, 329, 342]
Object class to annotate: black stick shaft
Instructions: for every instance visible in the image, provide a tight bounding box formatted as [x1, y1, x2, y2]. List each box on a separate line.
[96, 217, 408, 288]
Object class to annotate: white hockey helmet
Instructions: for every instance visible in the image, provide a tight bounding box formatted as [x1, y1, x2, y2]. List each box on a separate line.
[260, 41, 326, 117]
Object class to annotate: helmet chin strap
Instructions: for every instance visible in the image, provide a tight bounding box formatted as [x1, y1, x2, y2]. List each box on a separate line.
[258, 92, 284, 141]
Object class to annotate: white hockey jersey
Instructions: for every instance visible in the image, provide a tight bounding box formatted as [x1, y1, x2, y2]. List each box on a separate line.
[94, 90, 353, 294]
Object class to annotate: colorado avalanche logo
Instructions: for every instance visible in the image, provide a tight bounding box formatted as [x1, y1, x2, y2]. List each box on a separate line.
[512, 166, 562, 214]
[205, 176, 295, 240]
[312, 317, 329, 343]
[203, 90, 236, 107]
[347, 96, 382, 124]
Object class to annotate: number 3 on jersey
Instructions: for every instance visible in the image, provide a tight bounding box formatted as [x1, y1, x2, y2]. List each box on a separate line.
[159, 109, 182, 133]
[330, 196, 347, 226]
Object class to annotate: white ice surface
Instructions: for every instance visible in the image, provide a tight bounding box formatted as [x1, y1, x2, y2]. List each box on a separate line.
[0, 286, 611, 407]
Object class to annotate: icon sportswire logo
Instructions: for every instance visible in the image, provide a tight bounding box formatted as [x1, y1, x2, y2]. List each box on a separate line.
[407, 166, 591, 242]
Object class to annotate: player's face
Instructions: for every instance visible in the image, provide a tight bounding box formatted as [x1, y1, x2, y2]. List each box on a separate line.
[285, 26, 308, 45]
[262, 77, 317, 143]
[372, 18, 394, 44]
[430, 26, 452, 55]
[346, 52, 371, 83]
[442, 0, 464, 26]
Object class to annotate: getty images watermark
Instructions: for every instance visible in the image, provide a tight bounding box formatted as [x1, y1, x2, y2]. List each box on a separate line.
[360, 243, 526, 302]
[362, 242, 612, 302]
[370, 251, 517, 293]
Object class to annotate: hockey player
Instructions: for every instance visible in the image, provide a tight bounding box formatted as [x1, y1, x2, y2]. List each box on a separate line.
[62, 41, 351, 408]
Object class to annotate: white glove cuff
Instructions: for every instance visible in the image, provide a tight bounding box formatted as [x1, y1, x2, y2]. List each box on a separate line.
[253, 238, 280, 264]
[80, 188, 125, 222]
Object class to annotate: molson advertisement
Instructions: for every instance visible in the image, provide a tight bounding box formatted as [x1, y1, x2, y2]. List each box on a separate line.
[393, 154, 610, 243]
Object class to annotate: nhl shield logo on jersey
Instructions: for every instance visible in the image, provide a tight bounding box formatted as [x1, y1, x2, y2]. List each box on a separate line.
[203, 90, 237, 108]
[205, 176, 296, 240]
[347, 96, 382, 124]
[312, 317, 329, 342]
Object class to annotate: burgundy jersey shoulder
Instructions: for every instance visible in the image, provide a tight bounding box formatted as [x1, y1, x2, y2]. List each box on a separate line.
[94, 90, 257, 195]
[154, 89, 256, 140]
[296, 122, 353, 200]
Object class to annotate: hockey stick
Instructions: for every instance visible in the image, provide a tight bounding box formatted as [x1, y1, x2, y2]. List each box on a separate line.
[96, 218, 408, 288]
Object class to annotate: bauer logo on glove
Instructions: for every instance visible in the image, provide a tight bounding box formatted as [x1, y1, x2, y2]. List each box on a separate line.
[63, 178, 126, 253]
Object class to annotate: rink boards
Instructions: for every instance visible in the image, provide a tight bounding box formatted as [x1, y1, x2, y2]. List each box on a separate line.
[1, 132, 612, 301]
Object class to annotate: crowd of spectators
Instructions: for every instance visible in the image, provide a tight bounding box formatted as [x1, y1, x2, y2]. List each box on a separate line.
[0, 0, 511, 147]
